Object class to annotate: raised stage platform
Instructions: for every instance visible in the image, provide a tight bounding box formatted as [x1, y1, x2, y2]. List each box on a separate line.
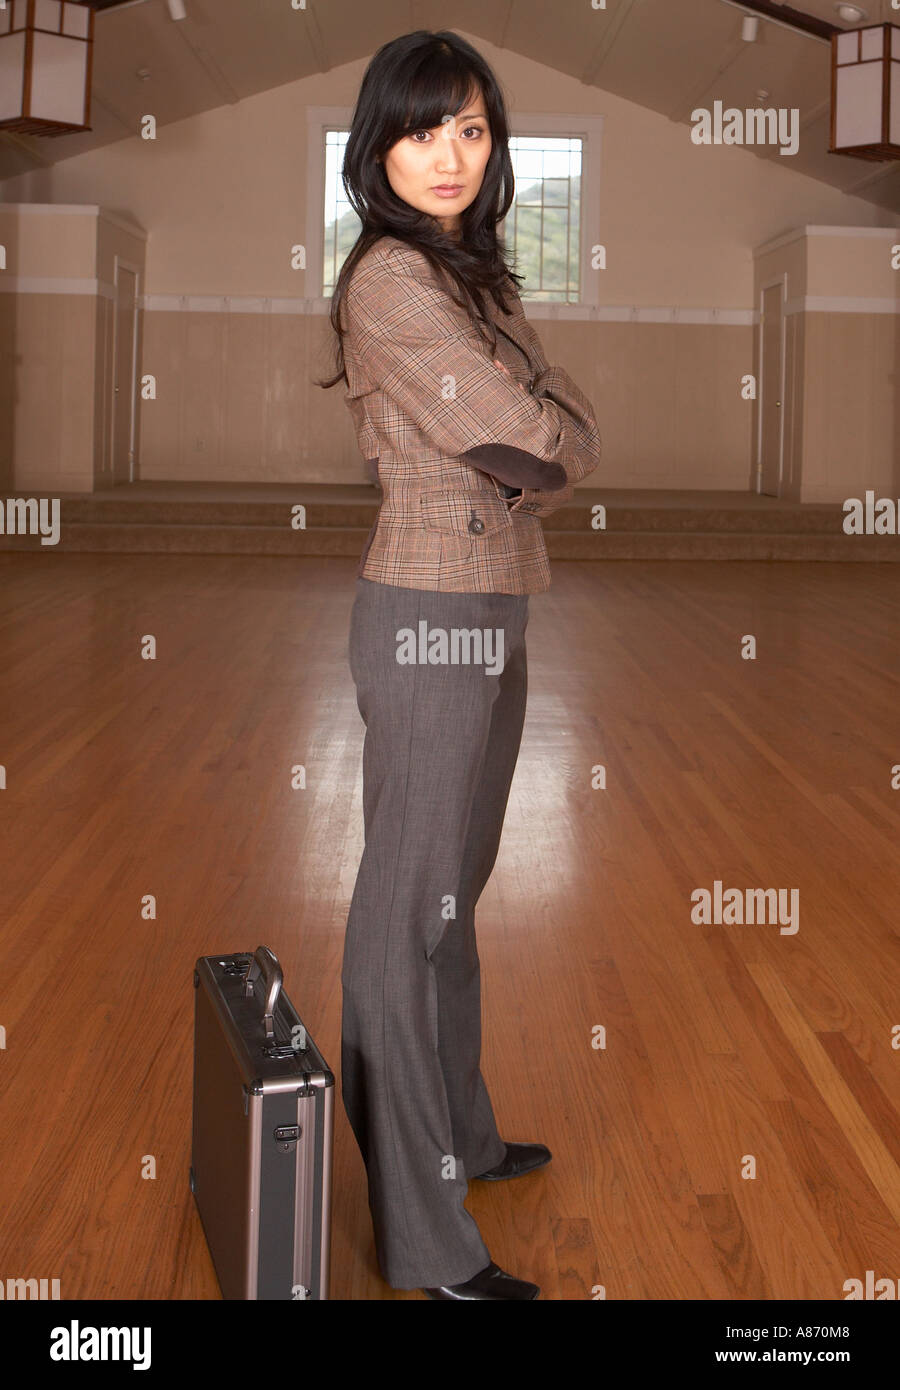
[0, 482, 896, 560]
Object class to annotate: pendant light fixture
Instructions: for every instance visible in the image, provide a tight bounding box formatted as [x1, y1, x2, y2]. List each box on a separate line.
[830, 20, 900, 160]
[0, 0, 94, 137]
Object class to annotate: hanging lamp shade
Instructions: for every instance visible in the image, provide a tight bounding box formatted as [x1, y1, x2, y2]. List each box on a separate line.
[0, 0, 94, 137]
[830, 22, 900, 161]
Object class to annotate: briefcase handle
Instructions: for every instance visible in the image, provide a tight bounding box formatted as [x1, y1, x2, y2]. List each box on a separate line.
[242, 945, 283, 1043]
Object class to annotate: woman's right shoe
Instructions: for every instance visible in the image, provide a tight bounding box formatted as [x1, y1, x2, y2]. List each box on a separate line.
[423, 1260, 540, 1300]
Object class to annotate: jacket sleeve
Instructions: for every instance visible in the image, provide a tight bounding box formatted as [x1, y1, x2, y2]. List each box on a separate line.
[505, 362, 603, 517]
[344, 243, 601, 509]
[464, 283, 602, 517]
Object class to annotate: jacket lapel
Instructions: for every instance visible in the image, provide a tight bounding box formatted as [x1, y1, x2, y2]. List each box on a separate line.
[483, 288, 545, 378]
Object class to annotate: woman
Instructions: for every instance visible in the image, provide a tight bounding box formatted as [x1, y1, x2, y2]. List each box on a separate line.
[316, 29, 602, 1300]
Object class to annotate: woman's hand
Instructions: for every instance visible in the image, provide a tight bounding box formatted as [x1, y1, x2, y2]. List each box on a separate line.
[493, 358, 528, 393]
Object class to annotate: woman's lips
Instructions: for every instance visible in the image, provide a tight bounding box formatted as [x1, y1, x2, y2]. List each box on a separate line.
[432, 185, 463, 197]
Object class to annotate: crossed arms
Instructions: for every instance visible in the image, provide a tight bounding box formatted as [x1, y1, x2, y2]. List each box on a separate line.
[344, 242, 601, 515]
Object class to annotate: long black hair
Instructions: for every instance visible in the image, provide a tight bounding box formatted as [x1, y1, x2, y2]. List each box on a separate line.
[315, 29, 521, 390]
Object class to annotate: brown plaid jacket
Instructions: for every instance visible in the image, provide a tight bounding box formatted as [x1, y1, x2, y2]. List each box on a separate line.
[342, 234, 601, 594]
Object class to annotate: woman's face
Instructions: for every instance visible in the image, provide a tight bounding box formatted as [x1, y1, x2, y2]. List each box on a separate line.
[382, 88, 492, 238]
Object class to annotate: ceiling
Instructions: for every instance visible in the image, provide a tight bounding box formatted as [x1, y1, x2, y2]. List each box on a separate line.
[2, 0, 899, 213]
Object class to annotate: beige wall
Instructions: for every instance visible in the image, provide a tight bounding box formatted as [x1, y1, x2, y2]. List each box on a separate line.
[753, 228, 900, 504]
[803, 232, 900, 503]
[0, 205, 146, 492]
[1, 32, 895, 494]
[801, 309, 900, 503]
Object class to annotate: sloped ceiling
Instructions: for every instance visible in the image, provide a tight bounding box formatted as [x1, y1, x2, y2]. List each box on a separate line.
[2, 0, 899, 213]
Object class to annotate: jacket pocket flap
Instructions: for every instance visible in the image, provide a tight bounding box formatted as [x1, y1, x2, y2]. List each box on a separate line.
[419, 490, 513, 538]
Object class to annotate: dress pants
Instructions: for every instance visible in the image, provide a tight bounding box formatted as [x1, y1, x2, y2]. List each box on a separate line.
[341, 576, 529, 1289]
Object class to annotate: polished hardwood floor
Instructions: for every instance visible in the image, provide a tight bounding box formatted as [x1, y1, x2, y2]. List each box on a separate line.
[1, 552, 898, 1301]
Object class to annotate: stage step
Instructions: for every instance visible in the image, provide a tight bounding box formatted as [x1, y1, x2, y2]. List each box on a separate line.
[0, 487, 894, 560]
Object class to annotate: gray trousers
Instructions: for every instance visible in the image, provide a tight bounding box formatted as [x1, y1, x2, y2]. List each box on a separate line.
[341, 576, 530, 1289]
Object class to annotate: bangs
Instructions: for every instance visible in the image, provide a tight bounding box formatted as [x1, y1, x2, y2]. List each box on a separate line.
[394, 59, 482, 140]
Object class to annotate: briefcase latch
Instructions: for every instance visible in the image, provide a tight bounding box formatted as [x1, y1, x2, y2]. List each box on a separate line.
[274, 1124, 302, 1150]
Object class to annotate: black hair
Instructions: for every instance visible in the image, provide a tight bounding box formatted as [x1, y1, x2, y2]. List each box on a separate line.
[315, 29, 521, 390]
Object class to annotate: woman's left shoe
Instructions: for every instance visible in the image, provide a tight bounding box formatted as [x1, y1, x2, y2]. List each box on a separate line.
[472, 1142, 552, 1181]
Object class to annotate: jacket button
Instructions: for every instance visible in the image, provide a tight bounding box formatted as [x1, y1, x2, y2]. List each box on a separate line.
[468, 514, 485, 535]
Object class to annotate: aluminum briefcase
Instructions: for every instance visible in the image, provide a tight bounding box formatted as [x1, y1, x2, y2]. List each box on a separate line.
[190, 945, 334, 1300]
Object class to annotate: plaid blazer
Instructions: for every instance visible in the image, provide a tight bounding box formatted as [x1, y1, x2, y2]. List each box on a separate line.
[342, 234, 602, 594]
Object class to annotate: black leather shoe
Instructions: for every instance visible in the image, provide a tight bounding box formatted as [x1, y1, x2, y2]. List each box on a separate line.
[423, 1261, 539, 1300]
[472, 1141, 552, 1181]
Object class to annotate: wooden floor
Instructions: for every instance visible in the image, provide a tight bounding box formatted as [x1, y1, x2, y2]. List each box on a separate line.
[1, 552, 899, 1301]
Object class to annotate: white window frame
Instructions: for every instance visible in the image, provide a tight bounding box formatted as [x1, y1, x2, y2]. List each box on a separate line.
[306, 106, 604, 320]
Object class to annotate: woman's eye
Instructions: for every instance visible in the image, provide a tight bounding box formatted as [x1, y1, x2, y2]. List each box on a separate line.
[410, 125, 483, 142]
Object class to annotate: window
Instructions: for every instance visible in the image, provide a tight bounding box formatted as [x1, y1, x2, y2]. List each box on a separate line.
[309, 108, 604, 311]
[502, 136, 582, 303]
[323, 129, 357, 297]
